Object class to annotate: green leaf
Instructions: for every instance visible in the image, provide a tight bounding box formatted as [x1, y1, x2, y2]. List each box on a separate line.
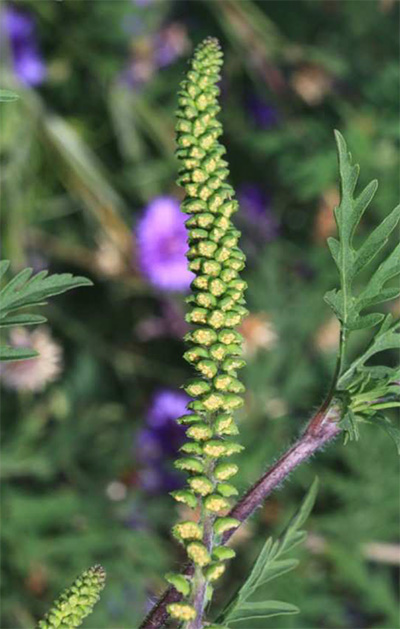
[325, 131, 400, 333]
[219, 478, 318, 627]
[0, 346, 38, 361]
[338, 316, 400, 389]
[373, 416, 400, 454]
[0, 313, 47, 329]
[0, 266, 93, 318]
[0, 89, 19, 102]
[0, 260, 93, 363]
[227, 601, 299, 623]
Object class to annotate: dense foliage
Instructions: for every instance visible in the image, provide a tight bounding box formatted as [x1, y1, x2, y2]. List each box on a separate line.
[1, 1, 399, 628]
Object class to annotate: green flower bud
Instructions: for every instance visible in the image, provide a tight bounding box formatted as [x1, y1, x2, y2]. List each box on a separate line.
[182, 199, 208, 214]
[202, 392, 225, 412]
[189, 475, 214, 496]
[180, 441, 203, 455]
[176, 414, 203, 425]
[187, 542, 211, 567]
[188, 400, 206, 413]
[209, 226, 226, 242]
[173, 521, 203, 541]
[198, 240, 218, 258]
[213, 215, 230, 231]
[225, 343, 242, 356]
[220, 199, 239, 217]
[202, 440, 228, 458]
[167, 603, 197, 621]
[196, 359, 218, 379]
[214, 414, 238, 436]
[175, 458, 204, 473]
[191, 328, 218, 347]
[185, 379, 212, 397]
[209, 278, 227, 297]
[176, 119, 192, 133]
[208, 310, 226, 329]
[214, 374, 233, 391]
[186, 308, 209, 325]
[197, 212, 215, 229]
[229, 278, 248, 292]
[213, 517, 241, 535]
[204, 494, 230, 513]
[224, 311, 242, 327]
[192, 275, 209, 290]
[209, 343, 228, 361]
[214, 246, 231, 263]
[218, 329, 243, 345]
[218, 296, 236, 311]
[37, 566, 106, 629]
[224, 257, 245, 271]
[220, 268, 238, 283]
[187, 423, 213, 441]
[217, 483, 238, 497]
[222, 357, 246, 373]
[190, 228, 209, 241]
[222, 441, 244, 455]
[222, 394, 244, 411]
[205, 563, 226, 582]
[212, 546, 236, 561]
[226, 378, 246, 394]
[170, 490, 198, 509]
[195, 292, 218, 309]
[188, 258, 203, 272]
[202, 259, 222, 277]
[165, 573, 191, 596]
[214, 462, 239, 480]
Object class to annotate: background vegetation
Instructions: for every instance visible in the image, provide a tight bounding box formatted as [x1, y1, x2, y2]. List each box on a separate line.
[1, 1, 399, 627]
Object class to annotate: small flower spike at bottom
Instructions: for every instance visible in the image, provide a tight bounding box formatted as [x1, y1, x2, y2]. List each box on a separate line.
[37, 565, 106, 629]
[168, 37, 248, 626]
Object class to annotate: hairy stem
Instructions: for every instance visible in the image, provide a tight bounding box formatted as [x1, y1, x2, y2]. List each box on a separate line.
[139, 401, 342, 629]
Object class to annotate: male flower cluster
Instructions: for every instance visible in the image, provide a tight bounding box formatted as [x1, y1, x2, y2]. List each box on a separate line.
[166, 38, 248, 623]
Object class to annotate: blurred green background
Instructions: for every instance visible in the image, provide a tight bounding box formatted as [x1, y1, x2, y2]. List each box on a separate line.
[1, 1, 399, 627]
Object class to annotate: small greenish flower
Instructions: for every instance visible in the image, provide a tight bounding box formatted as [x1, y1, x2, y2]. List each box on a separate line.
[212, 547, 236, 561]
[173, 521, 203, 541]
[187, 541, 212, 567]
[214, 462, 239, 481]
[167, 603, 197, 621]
[204, 494, 230, 513]
[213, 517, 241, 536]
[165, 573, 191, 596]
[37, 565, 105, 629]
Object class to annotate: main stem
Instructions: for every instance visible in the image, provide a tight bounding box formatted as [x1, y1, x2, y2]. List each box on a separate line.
[139, 401, 342, 629]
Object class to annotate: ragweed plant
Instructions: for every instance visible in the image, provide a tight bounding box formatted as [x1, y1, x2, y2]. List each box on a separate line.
[37, 565, 106, 629]
[167, 38, 248, 626]
[141, 39, 399, 629]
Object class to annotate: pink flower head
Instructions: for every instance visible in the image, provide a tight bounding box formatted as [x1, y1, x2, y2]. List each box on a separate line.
[0, 327, 62, 392]
[136, 196, 194, 291]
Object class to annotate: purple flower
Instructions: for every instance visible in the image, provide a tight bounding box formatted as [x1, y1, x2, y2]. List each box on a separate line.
[238, 184, 279, 242]
[1, 5, 46, 86]
[136, 389, 190, 493]
[136, 196, 194, 291]
[246, 94, 279, 129]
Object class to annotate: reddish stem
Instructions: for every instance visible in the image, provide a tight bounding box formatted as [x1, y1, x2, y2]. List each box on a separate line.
[139, 403, 341, 629]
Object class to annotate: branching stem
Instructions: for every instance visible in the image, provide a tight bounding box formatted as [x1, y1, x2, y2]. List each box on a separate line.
[139, 401, 342, 629]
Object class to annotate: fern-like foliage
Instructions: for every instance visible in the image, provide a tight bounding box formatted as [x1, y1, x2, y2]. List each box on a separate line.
[325, 132, 400, 445]
[37, 565, 106, 629]
[0, 260, 92, 361]
[216, 479, 319, 627]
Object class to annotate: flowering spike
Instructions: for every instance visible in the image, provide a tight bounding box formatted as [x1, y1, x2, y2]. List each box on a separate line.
[37, 565, 106, 629]
[168, 37, 247, 625]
